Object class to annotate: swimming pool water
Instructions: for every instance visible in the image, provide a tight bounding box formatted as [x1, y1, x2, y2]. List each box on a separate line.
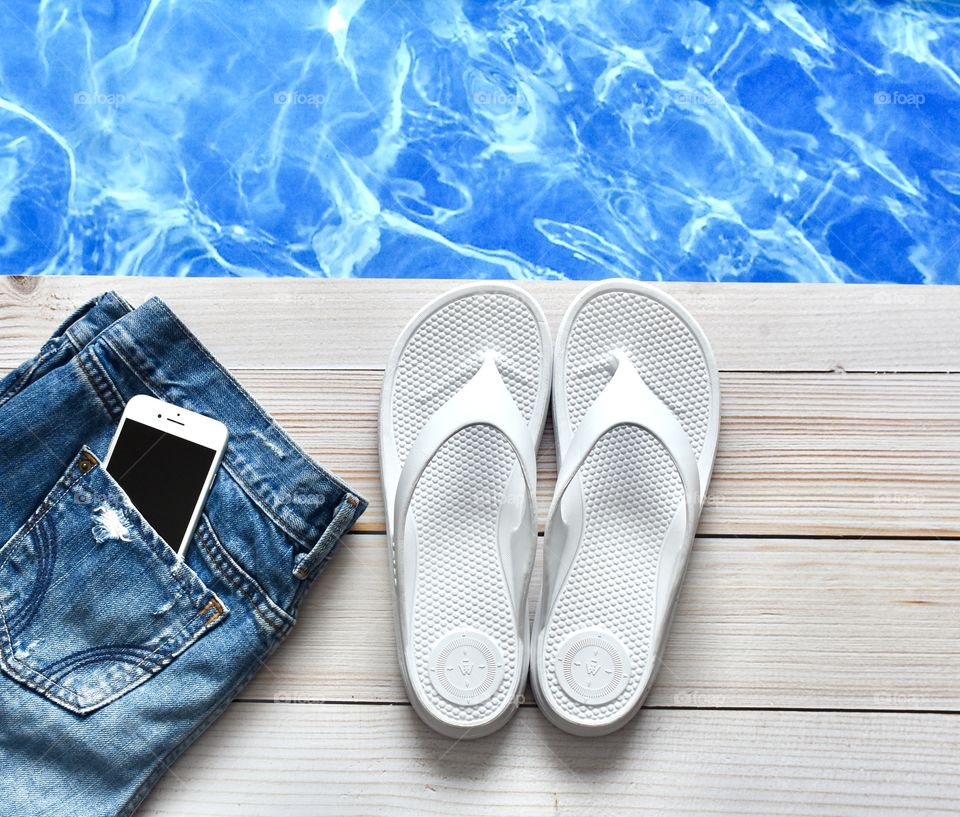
[1, 1, 958, 282]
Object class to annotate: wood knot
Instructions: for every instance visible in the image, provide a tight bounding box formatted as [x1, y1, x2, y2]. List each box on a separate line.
[8, 275, 39, 296]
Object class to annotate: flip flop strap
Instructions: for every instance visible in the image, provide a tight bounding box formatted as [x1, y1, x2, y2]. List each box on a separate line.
[545, 350, 701, 555]
[393, 352, 537, 555]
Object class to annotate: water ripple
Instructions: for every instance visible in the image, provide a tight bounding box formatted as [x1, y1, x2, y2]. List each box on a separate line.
[0, 0, 958, 282]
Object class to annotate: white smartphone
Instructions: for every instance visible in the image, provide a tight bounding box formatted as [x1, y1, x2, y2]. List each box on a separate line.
[103, 394, 228, 559]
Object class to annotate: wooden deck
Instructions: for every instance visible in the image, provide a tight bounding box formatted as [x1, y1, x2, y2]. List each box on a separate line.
[2, 275, 959, 816]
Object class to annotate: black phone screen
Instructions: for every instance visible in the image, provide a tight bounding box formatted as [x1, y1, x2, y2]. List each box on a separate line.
[106, 418, 217, 550]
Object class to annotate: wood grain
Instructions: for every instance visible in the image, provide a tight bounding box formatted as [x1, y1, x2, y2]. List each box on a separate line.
[8, 352, 958, 536]
[236, 533, 960, 711]
[233, 368, 960, 537]
[2, 275, 959, 372]
[137, 703, 960, 817]
[5, 276, 959, 814]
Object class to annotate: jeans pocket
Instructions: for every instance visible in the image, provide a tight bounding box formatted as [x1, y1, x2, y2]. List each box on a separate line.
[0, 447, 229, 715]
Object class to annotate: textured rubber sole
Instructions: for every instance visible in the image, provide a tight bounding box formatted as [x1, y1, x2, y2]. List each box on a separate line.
[380, 284, 550, 738]
[532, 281, 720, 735]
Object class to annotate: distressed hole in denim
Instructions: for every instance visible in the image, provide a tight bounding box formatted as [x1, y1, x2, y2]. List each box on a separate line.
[91, 505, 132, 544]
[14, 640, 40, 661]
[252, 429, 286, 458]
[153, 599, 176, 617]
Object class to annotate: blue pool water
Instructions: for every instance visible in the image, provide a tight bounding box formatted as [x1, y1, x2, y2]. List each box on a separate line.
[0, 1, 958, 282]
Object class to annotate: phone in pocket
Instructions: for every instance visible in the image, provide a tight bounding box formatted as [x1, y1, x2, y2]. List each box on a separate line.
[103, 394, 228, 559]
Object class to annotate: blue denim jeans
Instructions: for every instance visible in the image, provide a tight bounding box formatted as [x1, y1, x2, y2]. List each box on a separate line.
[0, 292, 366, 816]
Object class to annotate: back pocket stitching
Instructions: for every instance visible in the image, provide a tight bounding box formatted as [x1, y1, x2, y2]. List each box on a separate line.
[0, 458, 88, 575]
[0, 603, 214, 705]
[41, 644, 165, 680]
[0, 447, 229, 713]
[195, 518, 293, 633]
[2, 513, 57, 635]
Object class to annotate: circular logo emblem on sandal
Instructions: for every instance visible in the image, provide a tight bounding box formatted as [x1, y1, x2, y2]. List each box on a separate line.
[555, 630, 630, 706]
[429, 631, 504, 706]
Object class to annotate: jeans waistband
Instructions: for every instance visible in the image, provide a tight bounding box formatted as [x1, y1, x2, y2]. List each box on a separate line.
[73, 293, 365, 560]
[61, 291, 134, 351]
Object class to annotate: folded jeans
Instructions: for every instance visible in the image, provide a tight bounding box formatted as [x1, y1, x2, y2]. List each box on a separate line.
[0, 291, 366, 817]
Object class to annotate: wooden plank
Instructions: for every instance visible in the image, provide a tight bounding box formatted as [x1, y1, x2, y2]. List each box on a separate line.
[236, 534, 960, 711]
[2, 275, 959, 373]
[3, 359, 955, 536]
[137, 703, 960, 817]
[233, 369, 960, 537]
[6, 275, 957, 813]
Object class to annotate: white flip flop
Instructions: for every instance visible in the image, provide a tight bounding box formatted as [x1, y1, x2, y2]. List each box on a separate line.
[380, 283, 551, 738]
[530, 280, 720, 736]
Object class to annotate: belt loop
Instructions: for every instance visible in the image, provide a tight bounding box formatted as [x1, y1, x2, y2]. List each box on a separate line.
[292, 493, 360, 581]
[63, 291, 133, 351]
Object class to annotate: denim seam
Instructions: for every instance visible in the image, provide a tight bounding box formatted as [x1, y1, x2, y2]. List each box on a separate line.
[64, 291, 135, 352]
[42, 648, 165, 679]
[0, 576, 209, 696]
[149, 298, 361, 496]
[0, 450, 229, 714]
[74, 345, 296, 628]
[199, 536, 285, 632]
[0, 291, 134, 408]
[96, 459, 218, 607]
[292, 493, 360, 580]
[65, 325, 87, 353]
[115, 634, 291, 817]
[0, 360, 36, 406]
[0, 453, 160, 588]
[219, 460, 318, 550]
[98, 333, 321, 550]
[77, 347, 125, 420]
[0, 597, 218, 714]
[0, 456, 89, 574]
[195, 516, 294, 632]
